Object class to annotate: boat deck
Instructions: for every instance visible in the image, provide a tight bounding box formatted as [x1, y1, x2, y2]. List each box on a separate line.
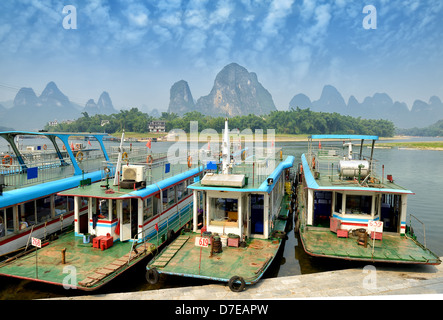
[151, 234, 281, 284]
[148, 197, 290, 285]
[300, 227, 441, 265]
[0, 231, 157, 290]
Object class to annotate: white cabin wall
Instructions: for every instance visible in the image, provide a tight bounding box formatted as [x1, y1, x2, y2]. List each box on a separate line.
[401, 195, 408, 234]
[307, 189, 314, 225]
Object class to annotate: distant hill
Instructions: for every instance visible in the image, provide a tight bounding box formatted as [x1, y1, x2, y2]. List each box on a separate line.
[84, 91, 117, 116]
[168, 63, 277, 117]
[167, 80, 195, 116]
[289, 85, 443, 129]
[398, 119, 443, 136]
[0, 82, 117, 130]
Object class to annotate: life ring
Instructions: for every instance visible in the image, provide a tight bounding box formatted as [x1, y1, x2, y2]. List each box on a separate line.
[241, 150, 246, 161]
[146, 268, 159, 285]
[312, 156, 316, 169]
[62, 145, 66, 150]
[146, 155, 153, 165]
[187, 156, 192, 168]
[76, 151, 84, 162]
[2, 155, 12, 167]
[228, 276, 246, 292]
[43, 144, 47, 150]
[122, 152, 129, 162]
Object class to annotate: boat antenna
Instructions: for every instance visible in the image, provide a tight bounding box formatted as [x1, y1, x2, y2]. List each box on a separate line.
[113, 130, 125, 186]
[222, 117, 230, 174]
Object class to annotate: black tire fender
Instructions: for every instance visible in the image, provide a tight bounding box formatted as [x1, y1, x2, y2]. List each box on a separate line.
[228, 276, 246, 292]
[146, 268, 159, 285]
[167, 229, 175, 243]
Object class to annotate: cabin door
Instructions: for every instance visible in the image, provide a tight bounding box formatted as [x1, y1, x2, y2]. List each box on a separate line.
[250, 194, 264, 235]
[120, 199, 138, 241]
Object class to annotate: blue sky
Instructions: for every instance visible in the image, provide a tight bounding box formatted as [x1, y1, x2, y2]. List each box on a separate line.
[0, 0, 442, 112]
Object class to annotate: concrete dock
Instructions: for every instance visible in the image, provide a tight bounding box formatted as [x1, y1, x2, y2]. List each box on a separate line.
[58, 258, 443, 300]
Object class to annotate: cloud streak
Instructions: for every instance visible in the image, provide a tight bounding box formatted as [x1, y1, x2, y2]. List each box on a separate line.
[0, 0, 442, 109]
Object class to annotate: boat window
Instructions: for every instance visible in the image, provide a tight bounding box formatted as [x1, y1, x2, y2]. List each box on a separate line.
[19, 201, 36, 229]
[334, 192, 343, 213]
[36, 196, 52, 223]
[162, 186, 176, 210]
[345, 195, 372, 215]
[111, 199, 117, 220]
[54, 195, 68, 216]
[144, 197, 153, 222]
[177, 181, 186, 201]
[0, 210, 6, 238]
[209, 198, 238, 224]
[98, 199, 109, 219]
[1, 207, 14, 237]
[122, 199, 131, 224]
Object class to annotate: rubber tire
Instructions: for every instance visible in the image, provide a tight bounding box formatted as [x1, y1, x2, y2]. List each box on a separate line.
[167, 229, 175, 244]
[273, 230, 286, 239]
[228, 276, 246, 292]
[146, 268, 159, 285]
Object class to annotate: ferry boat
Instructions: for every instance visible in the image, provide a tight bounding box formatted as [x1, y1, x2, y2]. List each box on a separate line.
[145, 120, 295, 292]
[0, 131, 112, 258]
[294, 135, 441, 265]
[0, 133, 206, 290]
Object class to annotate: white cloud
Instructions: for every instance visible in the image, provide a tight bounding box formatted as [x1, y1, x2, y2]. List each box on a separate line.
[262, 0, 295, 36]
[210, 0, 234, 24]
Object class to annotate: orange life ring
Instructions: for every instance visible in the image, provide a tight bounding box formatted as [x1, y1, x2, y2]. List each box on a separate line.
[241, 150, 246, 161]
[312, 156, 316, 169]
[43, 144, 47, 150]
[122, 152, 129, 162]
[187, 156, 192, 168]
[146, 155, 153, 164]
[2, 155, 12, 167]
[62, 145, 66, 150]
[76, 151, 84, 162]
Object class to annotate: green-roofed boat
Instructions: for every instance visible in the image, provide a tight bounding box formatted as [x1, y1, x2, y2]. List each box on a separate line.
[145, 120, 295, 292]
[294, 135, 441, 265]
[0, 132, 206, 290]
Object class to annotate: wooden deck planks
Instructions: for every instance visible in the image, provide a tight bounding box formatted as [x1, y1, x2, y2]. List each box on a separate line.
[151, 236, 190, 268]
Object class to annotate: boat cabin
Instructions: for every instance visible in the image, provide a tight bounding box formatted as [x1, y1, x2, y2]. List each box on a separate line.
[60, 163, 204, 245]
[301, 135, 414, 236]
[189, 156, 293, 241]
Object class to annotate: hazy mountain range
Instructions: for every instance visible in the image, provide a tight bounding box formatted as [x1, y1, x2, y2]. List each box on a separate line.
[0, 81, 117, 131]
[1, 63, 442, 131]
[168, 64, 442, 129]
[289, 85, 443, 129]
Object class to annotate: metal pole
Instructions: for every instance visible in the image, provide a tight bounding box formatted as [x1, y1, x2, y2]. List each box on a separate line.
[35, 247, 38, 279]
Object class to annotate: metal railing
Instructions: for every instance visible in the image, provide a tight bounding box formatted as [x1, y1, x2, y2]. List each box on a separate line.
[126, 203, 193, 264]
[408, 214, 427, 249]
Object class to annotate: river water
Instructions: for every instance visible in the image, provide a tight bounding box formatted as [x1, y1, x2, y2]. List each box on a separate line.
[0, 137, 442, 299]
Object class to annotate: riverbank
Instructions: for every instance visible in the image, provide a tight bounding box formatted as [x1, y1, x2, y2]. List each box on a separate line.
[376, 141, 443, 151]
[113, 132, 443, 149]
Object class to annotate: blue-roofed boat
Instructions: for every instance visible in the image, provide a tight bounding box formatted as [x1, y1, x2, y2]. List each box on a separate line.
[294, 135, 441, 265]
[0, 131, 207, 290]
[145, 119, 295, 292]
[0, 131, 113, 258]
